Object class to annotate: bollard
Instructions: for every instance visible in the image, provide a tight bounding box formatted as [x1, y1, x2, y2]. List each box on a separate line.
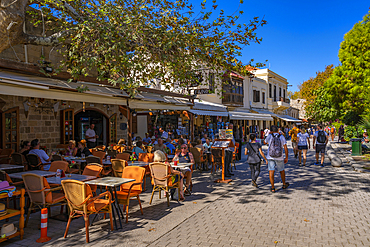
[36, 208, 51, 243]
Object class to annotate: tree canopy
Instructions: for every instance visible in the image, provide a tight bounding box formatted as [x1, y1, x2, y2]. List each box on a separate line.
[1, 0, 267, 96]
[325, 9, 370, 116]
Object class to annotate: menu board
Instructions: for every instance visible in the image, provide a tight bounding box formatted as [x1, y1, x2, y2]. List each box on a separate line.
[212, 141, 231, 148]
[225, 129, 233, 139]
[219, 129, 226, 139]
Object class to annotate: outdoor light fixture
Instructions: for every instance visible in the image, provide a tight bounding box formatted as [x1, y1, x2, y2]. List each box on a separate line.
[132, 110, 137, 117]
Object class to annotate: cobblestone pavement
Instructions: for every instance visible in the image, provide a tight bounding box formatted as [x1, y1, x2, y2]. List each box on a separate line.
[3, 140, 370, 247]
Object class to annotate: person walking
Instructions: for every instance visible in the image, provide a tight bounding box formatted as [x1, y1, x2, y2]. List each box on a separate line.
[245, 133, 267, 188]
[330, 126, 336, 141]
[313, 124, 329, 167]
[296, 127, 310, 166]
[338, 125, 344, 142]
[264, 125, 289, 193]
[288, 123, 299, 159]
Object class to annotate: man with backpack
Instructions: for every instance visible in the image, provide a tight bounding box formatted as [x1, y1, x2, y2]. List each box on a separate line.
[264, 125, 289, 193]
[313, 124, 329, 167]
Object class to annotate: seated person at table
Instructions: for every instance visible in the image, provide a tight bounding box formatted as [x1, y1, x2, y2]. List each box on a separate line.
[117, 139, 126, 146]
[153, 150, 185, 201]
[76, 140, 92, 157]
[143, 133, 151, 144]
[203, 138, 213, 151]
[65, 140, 78, 156]
[29, 139, 52, 164]
[154, 138, 167, 153]
[173, 144, 194, 195]
[20, 140, 31, 157]
[149, 136, 158, 146]
[132, 141, 145, 158]
[194, 138, 205, 152]
[164, 138, 176, 154]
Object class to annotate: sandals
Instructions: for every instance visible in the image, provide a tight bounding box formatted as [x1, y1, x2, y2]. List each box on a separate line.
[252, 180, 258, 188]
[282, 183, 290, 189]
[184, 189, 191, 196]
[270, 187, 276, 193]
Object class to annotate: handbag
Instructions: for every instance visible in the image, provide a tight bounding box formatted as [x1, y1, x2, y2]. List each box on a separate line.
[248, 142, 262, 162]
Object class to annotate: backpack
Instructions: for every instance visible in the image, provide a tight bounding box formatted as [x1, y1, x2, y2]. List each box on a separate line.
[317, 131, 326, 144]
[269, 134, 283, 158]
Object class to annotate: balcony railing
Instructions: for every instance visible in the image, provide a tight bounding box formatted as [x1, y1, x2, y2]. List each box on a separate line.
[274, 97, 290, 104]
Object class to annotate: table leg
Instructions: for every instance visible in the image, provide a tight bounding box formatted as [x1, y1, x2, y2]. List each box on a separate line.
[108, 187, 118, 230]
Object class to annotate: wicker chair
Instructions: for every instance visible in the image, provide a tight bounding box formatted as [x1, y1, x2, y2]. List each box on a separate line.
[22, 173, 65, 227]
[82, 164, 103, 194]
[149, 162, 181, 206]
[0, 148, 14, 157]
[111, 159, 127, 178]
[11, 152, 27, 168]
[116, 166, 145, 222]
[86, 156, 101, 165]
[210, 148, 222, 174]
[49, 161, 69, 172]
[190, 147, 205, 171]
[92, 150, 106, 160]
[51, 154, 63, 161]
[61, 180, 113, 243]
[231, 143, 239, 171]
[138, 153, 154, 190]
[116, 153, 130, 161]
[26, 154, 43, 170]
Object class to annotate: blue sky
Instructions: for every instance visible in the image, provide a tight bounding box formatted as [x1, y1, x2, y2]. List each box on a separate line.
[191, 0, 370, 92]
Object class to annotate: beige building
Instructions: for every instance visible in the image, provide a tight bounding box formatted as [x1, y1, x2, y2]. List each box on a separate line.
[290, 98, 306, 120]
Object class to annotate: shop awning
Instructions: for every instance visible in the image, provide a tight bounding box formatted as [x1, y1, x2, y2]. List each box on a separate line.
[188, 109, 229, 117]
[0, 70, 128, 105]
[129, 92, 192, 110]
[276, 115, 302, 122]
[251, 108, 278, 117]
[229, 110, 273, 121]
[193, 99, 228, 112]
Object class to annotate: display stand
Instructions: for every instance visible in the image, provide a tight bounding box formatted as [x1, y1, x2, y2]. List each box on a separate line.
[0, 189, 25, 243]
[212, 139, 234, 184]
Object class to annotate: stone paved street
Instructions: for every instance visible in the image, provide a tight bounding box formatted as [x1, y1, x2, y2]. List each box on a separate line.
[3, 140, 370, 246]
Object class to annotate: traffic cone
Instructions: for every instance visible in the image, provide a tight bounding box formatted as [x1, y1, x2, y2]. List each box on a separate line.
[36, 208, 51, 243]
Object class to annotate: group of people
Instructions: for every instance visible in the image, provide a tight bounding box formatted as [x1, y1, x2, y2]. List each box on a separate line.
[245, 123, 330, 192]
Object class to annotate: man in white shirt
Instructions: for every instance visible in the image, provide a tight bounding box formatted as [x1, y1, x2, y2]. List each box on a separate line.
[85, 124, 98, 148]
[264, 125, 289, 192]
[159, 127, 168, 139]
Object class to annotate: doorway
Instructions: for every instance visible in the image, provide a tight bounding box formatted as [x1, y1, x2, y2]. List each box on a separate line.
[74, 110, 108, 146]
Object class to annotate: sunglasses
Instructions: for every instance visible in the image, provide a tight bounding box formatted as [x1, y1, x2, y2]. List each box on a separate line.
[181, 147, 187, 149]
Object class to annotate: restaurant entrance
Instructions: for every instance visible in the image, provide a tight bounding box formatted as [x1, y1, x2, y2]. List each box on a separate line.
[74, 110, 108, 146]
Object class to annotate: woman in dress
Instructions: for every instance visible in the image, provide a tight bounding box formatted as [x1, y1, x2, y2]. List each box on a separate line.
[153, 150, 185, 201]
[65, 140, 77, 156]
[245, 134, 267, 188]
[296, 127, 310, 166]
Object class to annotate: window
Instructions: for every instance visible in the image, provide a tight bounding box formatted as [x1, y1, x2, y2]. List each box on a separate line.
[273, 85, 277, 101]
[109, 114, 117, 144]
[279, 87, 281, 98]
[222, 78, 244, 106]
[253, 90, 260, 102]
[269, 84, 272, 98]
[208, 73, 215, 92]
[283, 89, 286, 99]
[262, 92, 265, 104]
[2, 107, 19, 151]
[61, 109, 74, 144]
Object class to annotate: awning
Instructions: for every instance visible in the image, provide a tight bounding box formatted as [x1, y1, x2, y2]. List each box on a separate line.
[129, 92, 192, 110]
[193, 99, 228, 112]
[251, 108, 278, 117]
[229, 110, 273, 121]
[188, 109, 229, 117]
[277, 115, 301, 122]
[0, 70, 128, 105]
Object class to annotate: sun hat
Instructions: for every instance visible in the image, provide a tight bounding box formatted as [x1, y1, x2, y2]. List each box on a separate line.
[0, 203, 7, 216]
[0, 181, 16, 193]
[1, 223, 17, 237]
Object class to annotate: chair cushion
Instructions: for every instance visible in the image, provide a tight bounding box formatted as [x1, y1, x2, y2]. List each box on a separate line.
[87, 199, 109, 212]
[46, 192, 65, 204]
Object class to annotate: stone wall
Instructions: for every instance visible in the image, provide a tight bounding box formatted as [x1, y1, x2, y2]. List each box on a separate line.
[0, 94, 127, 150]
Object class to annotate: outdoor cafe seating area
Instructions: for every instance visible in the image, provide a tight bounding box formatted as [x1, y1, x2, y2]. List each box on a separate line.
[0, 139, 240, 243]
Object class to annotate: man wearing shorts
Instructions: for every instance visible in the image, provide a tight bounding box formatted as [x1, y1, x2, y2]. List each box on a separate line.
[289, 123, 299, 159]
[313, 124, 329, 167]
[264, 125, 289, 193]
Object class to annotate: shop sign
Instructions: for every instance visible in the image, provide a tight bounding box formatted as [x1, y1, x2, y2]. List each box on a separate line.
[194, 89, 211, 95]
[80, 117, 89, 121]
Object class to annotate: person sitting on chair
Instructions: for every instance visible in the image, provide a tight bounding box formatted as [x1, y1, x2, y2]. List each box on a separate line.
[65, 140, 78, 156]
[76, 140, 92, 157]
[173, 144, 194, 195]
[29, 139, 52, 164]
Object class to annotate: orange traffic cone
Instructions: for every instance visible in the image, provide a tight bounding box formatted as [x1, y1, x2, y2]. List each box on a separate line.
[36, 208, 51, 243]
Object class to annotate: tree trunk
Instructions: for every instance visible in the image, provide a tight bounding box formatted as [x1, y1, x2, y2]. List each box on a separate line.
[0, 0, 29, 54]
